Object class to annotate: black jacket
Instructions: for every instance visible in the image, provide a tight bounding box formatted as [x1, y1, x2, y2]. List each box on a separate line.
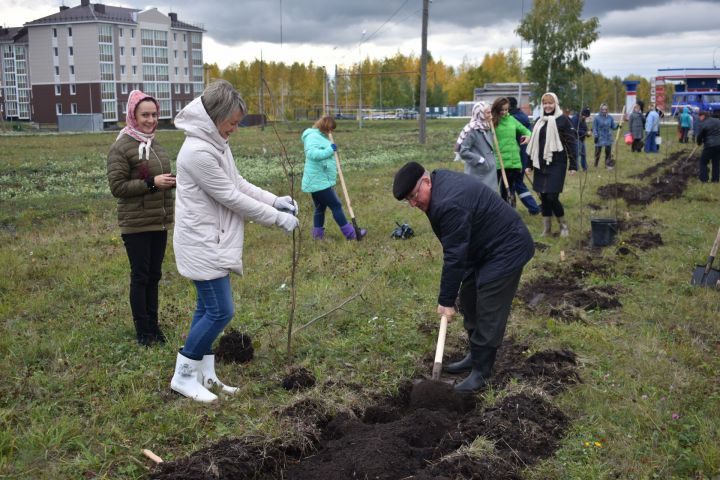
[427, 170, 535, 307]
[697, 117, 720, 148]
[531, 114, 578, 194]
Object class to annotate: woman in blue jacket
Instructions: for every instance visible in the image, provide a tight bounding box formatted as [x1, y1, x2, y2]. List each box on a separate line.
[592, 103, 619, 169]
[301, 116, 367, 240]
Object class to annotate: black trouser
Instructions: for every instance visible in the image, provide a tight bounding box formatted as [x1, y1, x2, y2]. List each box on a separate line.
[594, 145, 613, 167]
[540, 192, 564, 218]
[632, 138, 643, 152]
[458, 268, 523, 350]
[699, 145, 720, 182]
[680, 127, 689, 143]
[122, 231, 167, 339]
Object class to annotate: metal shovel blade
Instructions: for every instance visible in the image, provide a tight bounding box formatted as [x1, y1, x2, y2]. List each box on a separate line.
[691, 266, 720, 288]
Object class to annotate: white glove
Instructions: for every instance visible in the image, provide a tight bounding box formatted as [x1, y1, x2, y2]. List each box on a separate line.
[273, 196, 298, 214]
[275, 211, 299, 233]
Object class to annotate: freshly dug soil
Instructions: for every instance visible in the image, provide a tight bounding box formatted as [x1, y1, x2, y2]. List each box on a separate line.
[150, 340, 579, 480]
[597, 150, 698, 205]
[281, 366, 316, 391]
[625, 232, 663, 250]
[215, 330, 254, 363]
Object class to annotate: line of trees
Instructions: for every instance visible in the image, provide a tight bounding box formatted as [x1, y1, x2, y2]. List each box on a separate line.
[204, 0, 660, 120]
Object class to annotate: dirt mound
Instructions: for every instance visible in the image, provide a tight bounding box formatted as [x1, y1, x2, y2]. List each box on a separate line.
[281, 366, 316, 391]
[631, 154, 678, 179]
[597, 151, 698, 205]
[215, 330, 254, 363]
[626, 232, 663, 250]
[151, 339, 579, 480]
[149, 436, 286, 480]
[518, 276, 621, 320]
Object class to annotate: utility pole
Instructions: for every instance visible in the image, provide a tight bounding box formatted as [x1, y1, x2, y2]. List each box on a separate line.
[259, 52, 265, 131]
[418, 0, 429, 144]
[334, 64, 338, 117]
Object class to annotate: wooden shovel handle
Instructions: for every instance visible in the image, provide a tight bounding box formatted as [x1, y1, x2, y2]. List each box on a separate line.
[488, 121, 510, 190]
[705, 226, 720, 273]
[328, 133, 356, 219]
[431, 315, 448, 380]
[142, 449, 163, 464]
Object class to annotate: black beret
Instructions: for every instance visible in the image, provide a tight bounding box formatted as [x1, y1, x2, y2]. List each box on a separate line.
[393, 161, 425, 200]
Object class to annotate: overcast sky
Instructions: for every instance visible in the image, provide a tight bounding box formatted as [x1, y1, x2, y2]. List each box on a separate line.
[3, 0, 720, 79]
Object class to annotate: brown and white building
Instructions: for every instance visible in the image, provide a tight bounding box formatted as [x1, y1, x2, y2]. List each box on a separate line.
[1, 0, 204, 125]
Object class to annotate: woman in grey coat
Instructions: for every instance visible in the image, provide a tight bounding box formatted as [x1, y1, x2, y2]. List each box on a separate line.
[628, 103, 645, 153]
[455, 102, 498, 193]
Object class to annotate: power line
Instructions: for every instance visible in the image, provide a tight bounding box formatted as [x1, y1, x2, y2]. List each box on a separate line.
[363, 0, 412, 44]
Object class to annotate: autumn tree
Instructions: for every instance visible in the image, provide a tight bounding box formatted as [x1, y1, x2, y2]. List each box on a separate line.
[516, 0, 599, 100]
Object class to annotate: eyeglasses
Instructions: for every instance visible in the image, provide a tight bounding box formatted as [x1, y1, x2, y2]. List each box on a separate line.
[406, 177, 424, 204]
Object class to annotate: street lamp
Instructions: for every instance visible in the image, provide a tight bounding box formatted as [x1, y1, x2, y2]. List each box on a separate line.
[714, 47, 719, 69]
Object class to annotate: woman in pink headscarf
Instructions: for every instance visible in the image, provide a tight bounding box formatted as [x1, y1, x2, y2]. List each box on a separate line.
[107, 90, 176, 346]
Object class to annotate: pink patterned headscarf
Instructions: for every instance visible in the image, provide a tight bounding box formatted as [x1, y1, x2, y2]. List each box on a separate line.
[116, 90, 160, 160]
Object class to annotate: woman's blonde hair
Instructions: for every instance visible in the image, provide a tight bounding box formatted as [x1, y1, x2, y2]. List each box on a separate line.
[313, 115, 337, 134]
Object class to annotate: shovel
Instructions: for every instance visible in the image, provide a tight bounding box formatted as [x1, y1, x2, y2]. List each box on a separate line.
[328, 132, 363, 240]
[431, 315, 449, 380]
[691, 226, 720, 287]
[488, 121, 516, 207]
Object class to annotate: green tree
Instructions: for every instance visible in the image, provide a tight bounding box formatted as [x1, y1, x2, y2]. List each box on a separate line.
[516, 0, 599, 100]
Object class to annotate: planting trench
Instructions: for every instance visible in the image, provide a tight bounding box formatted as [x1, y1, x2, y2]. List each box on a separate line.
[149, 338, 579, 479]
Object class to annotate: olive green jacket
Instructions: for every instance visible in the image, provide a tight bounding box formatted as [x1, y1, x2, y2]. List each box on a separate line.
[106, 134, 174, 234]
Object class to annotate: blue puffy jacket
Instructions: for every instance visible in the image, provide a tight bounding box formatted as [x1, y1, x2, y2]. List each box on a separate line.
[301, 128, 337, 193]
[592, 113, 618, 147]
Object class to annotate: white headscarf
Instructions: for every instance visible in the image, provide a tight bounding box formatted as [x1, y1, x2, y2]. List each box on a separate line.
[527, 92, 564, 168]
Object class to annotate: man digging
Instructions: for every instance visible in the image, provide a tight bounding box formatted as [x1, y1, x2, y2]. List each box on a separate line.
[393, 162, 535, 392]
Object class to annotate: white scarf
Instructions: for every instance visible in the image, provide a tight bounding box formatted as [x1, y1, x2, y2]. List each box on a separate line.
[527, 92, 564, 168]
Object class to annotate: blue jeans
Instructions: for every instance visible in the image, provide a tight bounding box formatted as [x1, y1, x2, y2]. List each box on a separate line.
[577, 142, 587, 171]
[311, 187, 348, 228]
[645, 131, 658, 153]
[181, 275, 235, 360]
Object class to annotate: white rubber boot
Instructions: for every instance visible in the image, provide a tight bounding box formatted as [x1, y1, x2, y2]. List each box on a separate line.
[198, 354, 238, 395]
[558, 216, 569, 237]
[170, 353, 218, 403]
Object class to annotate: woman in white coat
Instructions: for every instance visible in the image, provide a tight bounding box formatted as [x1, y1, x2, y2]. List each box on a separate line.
[170, 80, 299, 403]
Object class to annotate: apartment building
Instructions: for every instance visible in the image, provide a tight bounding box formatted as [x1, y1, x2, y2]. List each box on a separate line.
[2, 0, 204, 125]
[1, 27, 31, 120]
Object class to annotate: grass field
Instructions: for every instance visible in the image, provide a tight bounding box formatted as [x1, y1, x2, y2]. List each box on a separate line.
[0, 119, 718, 479]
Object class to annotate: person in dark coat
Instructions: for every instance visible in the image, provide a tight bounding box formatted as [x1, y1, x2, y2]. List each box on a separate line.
[628, 104, 645, 153]
[570, 106, 592, 170]
[392, 162, 535, 392]
[526, 92, 578, 237]
[696, 110, 720, 183]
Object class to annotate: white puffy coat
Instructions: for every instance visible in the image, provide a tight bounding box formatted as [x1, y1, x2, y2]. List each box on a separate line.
[173, 96, 281, 281]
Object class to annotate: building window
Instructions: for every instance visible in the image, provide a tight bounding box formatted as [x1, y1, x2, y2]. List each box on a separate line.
[68, 46, 73, 56]
[53, 47, 58, 57]
[184, 67, 188, 76]
[131, 29, 135, 38]
[183, 33, 186, 42]
[132, 65, 137, 75]
[173, 33, 177, 41]
[133, 83, 139, 90]
[183, 50, 187, 59]
[120, 65, 126, 75]
[70, 84, 76, 95]
[131, 47, 136, 56]
[184, 83, 191, 94]
[55, 85, 61, 95]
[68, 27, 72, 37]
[54, 66, 60, 75]
[174, 83, 180, 94]
[119, 28, 124, 38]
[53, 28, 57, 38]
[174, 67, 178, 75]
[120, 46, 125, 56]
[175, 100, 181, 112]
[70, 65, 75, 75]
[121, 83, 128, 94]
[98, 25, 113, 43]
[56, 103, 62, 115]
[174, 50, 177, 58]
[71, 103, 78, 114]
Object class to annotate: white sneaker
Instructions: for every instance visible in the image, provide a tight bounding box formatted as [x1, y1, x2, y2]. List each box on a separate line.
[170, 353, 218, 403]
[198, 354, 238, 395]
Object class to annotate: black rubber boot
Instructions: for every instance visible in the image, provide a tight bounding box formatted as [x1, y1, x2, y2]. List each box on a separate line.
[454, 346, 497, 393]
[445, 353, 473, 374]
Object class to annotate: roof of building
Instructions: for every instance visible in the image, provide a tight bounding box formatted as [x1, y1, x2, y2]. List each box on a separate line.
[0, 27, 28, 43]
[24, 3, 204, 32]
